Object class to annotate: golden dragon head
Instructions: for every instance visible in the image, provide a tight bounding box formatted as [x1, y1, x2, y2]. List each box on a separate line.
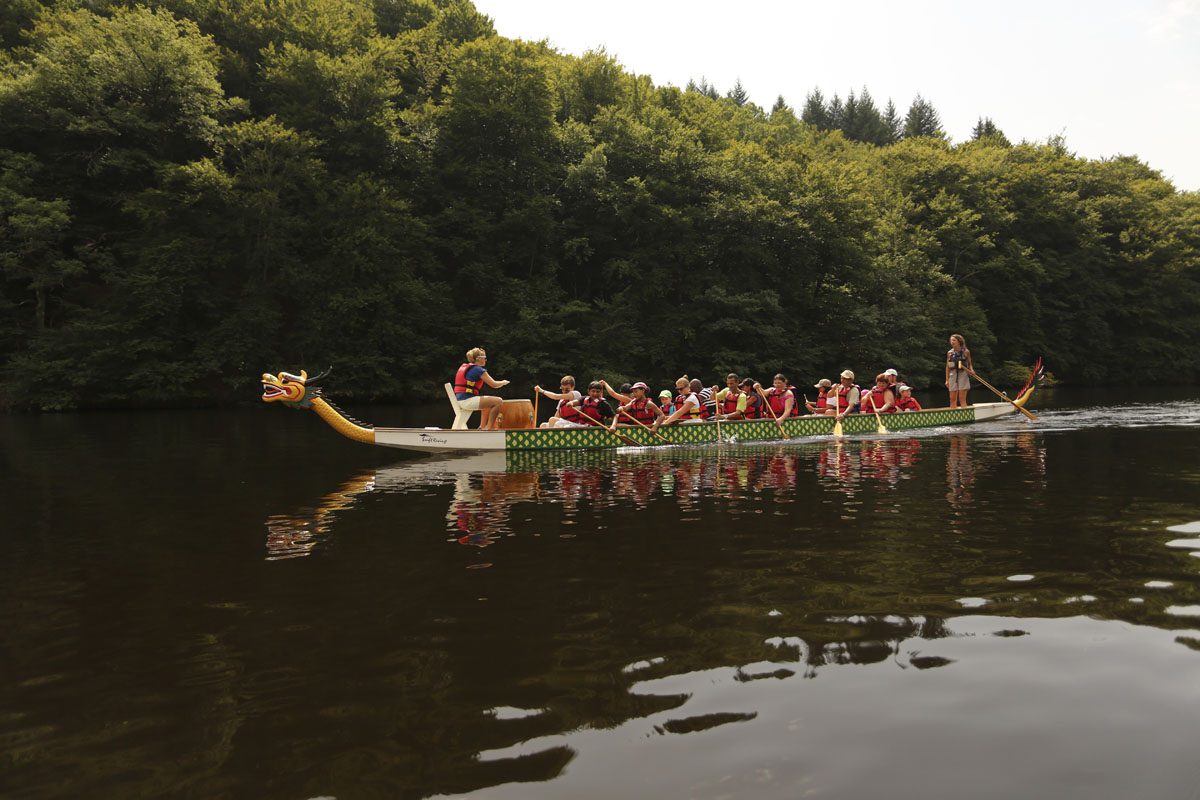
[261, 367, 330, 407]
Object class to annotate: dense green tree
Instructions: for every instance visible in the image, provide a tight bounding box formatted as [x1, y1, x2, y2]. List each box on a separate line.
[1, 0, 1197, 408]
[0, 151, 86, 331]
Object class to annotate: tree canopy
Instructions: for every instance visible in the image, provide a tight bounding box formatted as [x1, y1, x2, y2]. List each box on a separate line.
[2, 1, 1197, 409]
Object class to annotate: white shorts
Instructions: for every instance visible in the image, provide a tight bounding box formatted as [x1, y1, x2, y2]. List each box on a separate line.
[456, 395, 482, 410]
[554, 420, 588, 428]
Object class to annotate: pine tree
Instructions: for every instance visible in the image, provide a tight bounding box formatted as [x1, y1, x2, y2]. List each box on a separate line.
[842, 86, 892, 146]
[971, 116, 1011, 146]
[686, 76, 720, 100]
[902, 94, 943, 139]
[771, 94, 788, 115]
[801, 87, 831, 130]
[841, 89, 859, 138]
[728, 78, 750, 106]
[827, 93, 844, 130]
[882, 99, 902, 145]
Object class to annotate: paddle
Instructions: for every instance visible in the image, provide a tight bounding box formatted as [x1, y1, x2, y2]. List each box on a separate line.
[578, 410, 642, 447]
[619, 408, 673, 445]
[967, 369, 1040, 422]
[533, 388, 539, 427]
[831, 386, 844, 437]
[756, 385, 792, 440]
[711, 385, 723, 442]
[866, 392, 890, 435]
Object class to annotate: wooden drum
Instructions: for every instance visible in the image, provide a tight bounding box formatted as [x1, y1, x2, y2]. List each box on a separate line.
[497, 398, 535, 430]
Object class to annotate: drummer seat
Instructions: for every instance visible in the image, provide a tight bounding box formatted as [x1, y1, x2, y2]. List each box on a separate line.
[444, 383, 477, 429]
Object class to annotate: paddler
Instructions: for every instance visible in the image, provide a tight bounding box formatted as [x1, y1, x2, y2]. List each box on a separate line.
[534, 376, 583, 428]
[895, 384, 922, 411]
[806, 378, 832, 415]
[560, 381, 617, 428]
[761, 374, 797, 420]
[827, 370, 860, 419]
[862, 373, 897, 413]
[653, 375, 704, 431]
[658, 389, 676, 416]
[691, 378, 716, 419]
[600, 379, 633, 405]
[713, 373, 745, 421]
[611, 382, 664, 431]
[737, 378, 765, 420]
[883, 368, 901, 396]
[453, 347, 511, 430]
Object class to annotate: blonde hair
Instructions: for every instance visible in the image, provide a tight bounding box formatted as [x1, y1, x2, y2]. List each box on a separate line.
[560, 375, 575, 387]
[676, 374, 690, 389]
[950, 334, 966, 348]
[465, 347, 485, 362]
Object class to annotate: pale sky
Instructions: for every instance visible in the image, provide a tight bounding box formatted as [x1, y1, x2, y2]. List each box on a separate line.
[473, 0, 1200, 192]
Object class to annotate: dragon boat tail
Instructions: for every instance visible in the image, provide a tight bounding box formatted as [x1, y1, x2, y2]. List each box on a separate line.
[261, 363, 1044, 455]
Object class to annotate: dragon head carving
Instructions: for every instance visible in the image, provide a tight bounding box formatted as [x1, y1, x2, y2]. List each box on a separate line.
[261, 367, 331, 407]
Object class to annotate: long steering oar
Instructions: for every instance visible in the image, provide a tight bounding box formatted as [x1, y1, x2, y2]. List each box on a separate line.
[619, 408, 673, 445]
[579, 412, 643, 447]
[967, 369, 1040, 422]
[756, 386, 792, 440]
[866, 392, 889, 435]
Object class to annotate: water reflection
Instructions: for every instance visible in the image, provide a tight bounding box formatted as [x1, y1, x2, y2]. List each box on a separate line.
[12, 402, 1200, 800]
[264, 435, 1057, 560]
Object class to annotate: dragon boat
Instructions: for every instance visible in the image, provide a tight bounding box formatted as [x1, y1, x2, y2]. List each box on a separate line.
[261, 363, 1044, 455]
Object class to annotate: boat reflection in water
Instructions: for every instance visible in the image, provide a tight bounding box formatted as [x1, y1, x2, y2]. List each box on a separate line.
[264, 433, 1049, 560]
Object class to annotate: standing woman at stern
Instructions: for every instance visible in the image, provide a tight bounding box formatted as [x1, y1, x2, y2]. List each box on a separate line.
[454, 347, 510, 430]
[945, 334, 973, 409]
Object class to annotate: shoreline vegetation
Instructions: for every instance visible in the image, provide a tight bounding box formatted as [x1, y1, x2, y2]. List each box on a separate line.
[1, 1, 1197, 411]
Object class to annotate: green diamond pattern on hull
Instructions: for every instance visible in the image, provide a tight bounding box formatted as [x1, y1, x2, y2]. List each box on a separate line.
[503, 407, 976, 451]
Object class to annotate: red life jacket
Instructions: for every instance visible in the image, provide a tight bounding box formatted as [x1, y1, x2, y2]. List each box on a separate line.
[864, 388, 896, 413]
[558, 395, 585, 424]
[832, 384, 859, 411]
[675, 393, 701, 419]
[454, 363, 482, 396]
[896, 396, 921, 412]
[580, 396, 603, 421]
[721, 388, 741, 415]
[766, 387, 793, 416]
[626, 397, 657, 425]
[814, 390, 828, 413]
[743, 393, 764, 419]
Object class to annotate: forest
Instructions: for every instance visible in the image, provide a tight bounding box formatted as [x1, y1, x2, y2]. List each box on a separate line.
[2, 0, 1198, 409]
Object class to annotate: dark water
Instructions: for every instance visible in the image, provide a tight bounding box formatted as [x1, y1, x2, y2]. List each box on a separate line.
[4, 388, 1200, 799]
